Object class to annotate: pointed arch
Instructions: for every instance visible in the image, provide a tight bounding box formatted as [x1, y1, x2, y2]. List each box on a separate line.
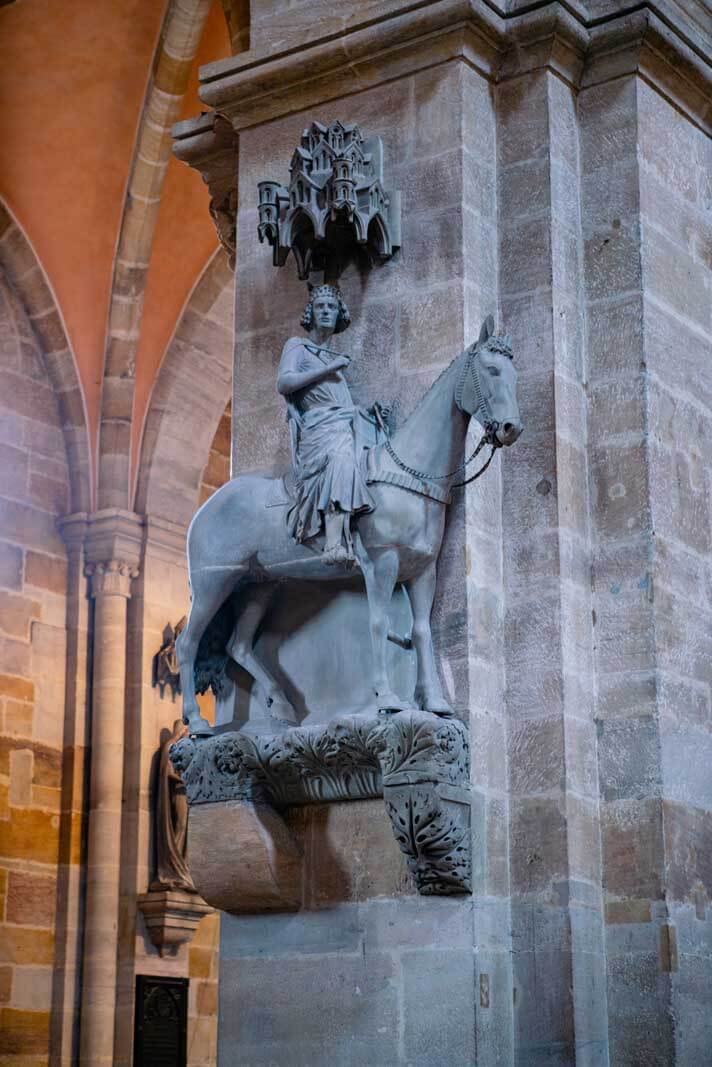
[97, 0, 215, 511]
[0, 201, 91, 513]
[134, 249, 233, 527]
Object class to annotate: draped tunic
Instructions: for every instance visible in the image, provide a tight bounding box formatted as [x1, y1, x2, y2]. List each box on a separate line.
[278, 337, 375, 543]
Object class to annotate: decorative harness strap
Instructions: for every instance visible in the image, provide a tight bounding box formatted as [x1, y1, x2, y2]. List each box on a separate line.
[365, 453, 453, 504]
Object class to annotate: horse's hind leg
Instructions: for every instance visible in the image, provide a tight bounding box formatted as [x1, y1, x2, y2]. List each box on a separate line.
[227, 584, 298, 725]
[177, 569, 240, 735]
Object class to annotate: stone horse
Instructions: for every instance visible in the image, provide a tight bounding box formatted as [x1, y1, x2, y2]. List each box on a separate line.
[177, 318, 522, 734]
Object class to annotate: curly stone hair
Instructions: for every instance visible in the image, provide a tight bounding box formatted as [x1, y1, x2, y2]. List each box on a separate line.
[301, 284, 351, 334]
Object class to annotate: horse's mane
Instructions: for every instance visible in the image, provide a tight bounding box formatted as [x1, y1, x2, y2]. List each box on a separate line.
[401, 347, 467, 422]
[399, 333, 513, 424]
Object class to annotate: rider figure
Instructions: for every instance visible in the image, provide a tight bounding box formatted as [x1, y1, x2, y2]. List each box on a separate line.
[277, 285, 375, 565]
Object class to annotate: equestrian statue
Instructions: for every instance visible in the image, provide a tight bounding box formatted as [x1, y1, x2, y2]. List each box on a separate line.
[177, 288, 522, 735]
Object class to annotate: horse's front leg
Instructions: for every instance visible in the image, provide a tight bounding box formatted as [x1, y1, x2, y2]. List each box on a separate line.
[406, 561, 453, 716]
[359, 547, 406, 712]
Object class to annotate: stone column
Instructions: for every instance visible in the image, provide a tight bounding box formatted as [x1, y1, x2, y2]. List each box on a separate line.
[79, 510, 143, 1067]
[580, 58, 712, 1063]
[114, 514, 219, 1067]
[52, 513, 90, 1066]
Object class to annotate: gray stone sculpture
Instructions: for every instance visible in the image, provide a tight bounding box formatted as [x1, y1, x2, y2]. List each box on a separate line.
[172, 709, 471, 894]
[176, 315, 522, 735]
[171, 314, 521, 899]
[172, 114, 522, 902]
[277, 284, 374, 565]
[257, 120, 401, 279]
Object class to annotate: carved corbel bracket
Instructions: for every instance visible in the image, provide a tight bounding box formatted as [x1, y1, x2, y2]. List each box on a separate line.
[137, 889, 213, 957]
[171, 710, 472, 909]
[172, 112, 239, 267]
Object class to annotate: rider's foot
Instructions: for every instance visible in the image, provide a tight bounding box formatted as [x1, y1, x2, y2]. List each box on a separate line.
[323, 542, 350, 565]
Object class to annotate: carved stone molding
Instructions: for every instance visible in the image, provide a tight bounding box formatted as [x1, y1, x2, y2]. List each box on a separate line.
[257, 119, 401, 280]
[84, 559, 139, 598]
[189, 1, 710, 136]
[172, 112, 238, 267]
[83, 508, 144, 597]
[137, 889, 212, 957]
[171, 710, 472, 898]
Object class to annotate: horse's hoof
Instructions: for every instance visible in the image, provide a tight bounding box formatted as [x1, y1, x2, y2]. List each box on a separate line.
[375, 691, 408, 713]
[415, 688, 454, 717]
[187, 714, 213, 737]
[266, 694, 299, 726]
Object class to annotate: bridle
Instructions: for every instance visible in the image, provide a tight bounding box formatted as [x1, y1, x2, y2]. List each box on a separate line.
[373, 342, 503, 491]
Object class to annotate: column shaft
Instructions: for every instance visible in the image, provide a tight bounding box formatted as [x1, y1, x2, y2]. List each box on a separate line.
[79, 507, 143, 1066]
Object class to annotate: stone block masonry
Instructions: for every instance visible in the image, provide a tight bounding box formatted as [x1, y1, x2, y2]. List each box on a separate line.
[170, 1, 712, 1063]
[0, 265, 73, 1063]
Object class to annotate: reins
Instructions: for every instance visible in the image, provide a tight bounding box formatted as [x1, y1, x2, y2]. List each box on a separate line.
[373, 345, 501, 492]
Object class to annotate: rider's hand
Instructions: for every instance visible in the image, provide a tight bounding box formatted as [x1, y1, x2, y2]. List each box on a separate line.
[330, 355, 350, 372]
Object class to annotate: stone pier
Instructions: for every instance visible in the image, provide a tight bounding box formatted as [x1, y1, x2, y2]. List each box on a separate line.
[171, 1, 711, 1063]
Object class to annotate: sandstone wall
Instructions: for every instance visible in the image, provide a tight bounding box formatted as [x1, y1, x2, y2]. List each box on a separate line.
[220, 55, 513, 1065]
[0, 267, 75, 1062]
[208, 1, 712, 1062]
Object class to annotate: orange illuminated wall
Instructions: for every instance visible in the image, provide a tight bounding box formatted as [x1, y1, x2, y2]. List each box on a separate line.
[131, 0, 228, 483]
[0, 0, 230, 498]
[0, 0, 168, 467]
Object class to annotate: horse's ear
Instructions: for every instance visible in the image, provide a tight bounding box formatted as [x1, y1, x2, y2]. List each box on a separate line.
[479, 315, 495, 344]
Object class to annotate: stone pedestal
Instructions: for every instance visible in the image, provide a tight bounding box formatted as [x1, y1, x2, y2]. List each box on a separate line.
[137, 889, 213, 956]
[172, 1, 712, 1063]
[173, 710, 472, 907]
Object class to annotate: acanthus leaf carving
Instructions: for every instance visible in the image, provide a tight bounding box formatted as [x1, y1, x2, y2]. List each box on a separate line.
[171, 709, 471, 897]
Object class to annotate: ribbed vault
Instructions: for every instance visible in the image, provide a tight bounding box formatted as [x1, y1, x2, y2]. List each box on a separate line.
[0, 201, 91, 513]
[135, 248, 234, 526]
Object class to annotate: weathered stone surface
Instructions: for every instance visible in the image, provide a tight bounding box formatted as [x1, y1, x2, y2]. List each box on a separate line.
[174, 711, 472, 898]
[188, 801, 303, 914]
[219, 949, 399, 1066]
[155, 6, 712, 1065]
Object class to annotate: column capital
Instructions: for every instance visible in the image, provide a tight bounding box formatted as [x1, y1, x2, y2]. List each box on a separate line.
[84, 509, 145, 597]
[57, 511, 89, 553]
[85, 559, 139, 599]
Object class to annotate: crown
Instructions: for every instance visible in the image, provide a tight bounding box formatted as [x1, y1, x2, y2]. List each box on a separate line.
[306, 283, 343, 301]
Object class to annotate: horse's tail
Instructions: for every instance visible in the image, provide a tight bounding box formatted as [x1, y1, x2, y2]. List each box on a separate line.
[193, 596, 236, 700]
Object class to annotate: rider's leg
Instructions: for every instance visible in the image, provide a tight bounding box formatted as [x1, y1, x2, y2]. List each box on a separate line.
[324, 507, 350, 563]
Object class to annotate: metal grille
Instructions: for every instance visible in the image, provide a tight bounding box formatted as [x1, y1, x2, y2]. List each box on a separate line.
[134, 975, 188, 1067]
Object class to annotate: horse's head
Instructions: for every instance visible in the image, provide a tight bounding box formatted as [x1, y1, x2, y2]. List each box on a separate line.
[457, 316, 523, 447]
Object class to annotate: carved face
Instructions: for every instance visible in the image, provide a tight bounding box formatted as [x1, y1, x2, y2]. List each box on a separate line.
[311, 292, 340, 332]
[460, 348, 523, 446]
